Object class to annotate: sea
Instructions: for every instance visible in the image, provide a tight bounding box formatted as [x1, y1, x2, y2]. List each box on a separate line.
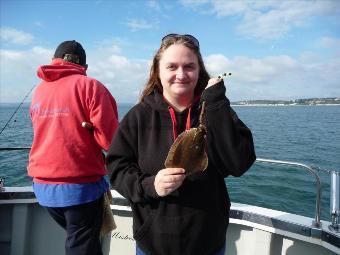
[0, 103, 339, 221]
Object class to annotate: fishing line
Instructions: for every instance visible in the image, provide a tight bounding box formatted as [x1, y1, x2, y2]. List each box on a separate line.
[0, 85, 36, 135]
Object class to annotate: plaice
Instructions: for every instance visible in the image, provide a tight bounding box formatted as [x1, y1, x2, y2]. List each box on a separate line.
[165, 101, 208, 175]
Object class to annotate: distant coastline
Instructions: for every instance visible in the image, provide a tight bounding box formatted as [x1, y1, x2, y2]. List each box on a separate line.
[1, 97, 340, 107]
[231, 97, 340, 106]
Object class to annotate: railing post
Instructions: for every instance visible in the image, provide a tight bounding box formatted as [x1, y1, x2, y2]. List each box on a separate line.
[0, 177, 4, 192]
[329, 171, 340, 232]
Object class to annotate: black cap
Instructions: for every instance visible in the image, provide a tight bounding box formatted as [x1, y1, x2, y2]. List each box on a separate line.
[54, 40, 86, 66]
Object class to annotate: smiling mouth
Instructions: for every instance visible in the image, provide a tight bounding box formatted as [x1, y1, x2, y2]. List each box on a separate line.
[173, 82, 188, 86]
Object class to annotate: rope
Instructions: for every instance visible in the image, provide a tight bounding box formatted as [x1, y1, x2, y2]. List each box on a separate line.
[0, 85, 35, 135]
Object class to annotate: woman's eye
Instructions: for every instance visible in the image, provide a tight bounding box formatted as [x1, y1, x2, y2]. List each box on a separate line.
[167, 65, 176, 70]
[184, 64, 196, 70]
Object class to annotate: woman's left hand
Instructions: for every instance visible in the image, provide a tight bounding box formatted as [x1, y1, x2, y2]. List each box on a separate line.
[205, 77, 221, 89]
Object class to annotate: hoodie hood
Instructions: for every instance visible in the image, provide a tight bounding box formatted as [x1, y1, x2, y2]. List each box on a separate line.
[37, 58, 86, 82]
[143, 90, 201, 140]
[143, 90, 200, 112]
[143, 90, 169, 112]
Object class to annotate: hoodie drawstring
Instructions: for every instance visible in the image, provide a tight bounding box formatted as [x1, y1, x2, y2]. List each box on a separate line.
[168, 106, 192, 141]
[166, 95, 200, 141]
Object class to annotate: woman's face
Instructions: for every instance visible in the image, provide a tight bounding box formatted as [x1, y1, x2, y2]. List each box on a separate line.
[159, 44, 199, 102]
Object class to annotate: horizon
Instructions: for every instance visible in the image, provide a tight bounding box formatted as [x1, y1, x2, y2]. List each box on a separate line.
[1, 96, 339, 105]
[1, 0, 340, 104]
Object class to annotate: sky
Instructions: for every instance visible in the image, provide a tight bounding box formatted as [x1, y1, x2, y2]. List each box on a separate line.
[0, 0, 339, 104]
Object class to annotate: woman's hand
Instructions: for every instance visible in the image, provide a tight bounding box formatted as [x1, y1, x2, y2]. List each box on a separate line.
[205, 77, 221, 89]
[154, 168, 186, 197]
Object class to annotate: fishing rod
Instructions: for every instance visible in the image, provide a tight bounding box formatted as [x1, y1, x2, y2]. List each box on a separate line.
[0, 147, 31, 151]
[0, 85, 36, 135]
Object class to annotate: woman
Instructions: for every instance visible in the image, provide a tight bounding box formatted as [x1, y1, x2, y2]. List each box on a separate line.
[106, 34, 256, 255]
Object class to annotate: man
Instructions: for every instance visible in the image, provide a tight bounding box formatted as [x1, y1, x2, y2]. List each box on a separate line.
[28, 40, 118, 255]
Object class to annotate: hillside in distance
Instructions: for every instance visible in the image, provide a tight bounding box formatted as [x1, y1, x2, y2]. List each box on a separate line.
[232, 97, 340, 106]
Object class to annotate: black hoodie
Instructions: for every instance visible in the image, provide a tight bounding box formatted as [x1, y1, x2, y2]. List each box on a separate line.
[107, 80, 256, 255]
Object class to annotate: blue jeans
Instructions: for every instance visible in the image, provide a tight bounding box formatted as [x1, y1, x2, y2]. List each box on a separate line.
[136, 244, 226, 255]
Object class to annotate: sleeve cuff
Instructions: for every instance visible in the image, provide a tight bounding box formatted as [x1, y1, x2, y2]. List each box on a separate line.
[201, 80, 228, 104]
[141, 176, 159, 199]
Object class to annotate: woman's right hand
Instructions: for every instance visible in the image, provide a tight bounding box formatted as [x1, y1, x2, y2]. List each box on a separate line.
[205, 77, 221, 89]
[154, 168, 186, 197]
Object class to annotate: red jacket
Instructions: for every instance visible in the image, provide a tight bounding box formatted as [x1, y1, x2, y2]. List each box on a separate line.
[28, 59, 118, 184]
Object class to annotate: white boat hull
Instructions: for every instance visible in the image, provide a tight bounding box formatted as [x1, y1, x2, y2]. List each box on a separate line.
[1, 188, 338, 255]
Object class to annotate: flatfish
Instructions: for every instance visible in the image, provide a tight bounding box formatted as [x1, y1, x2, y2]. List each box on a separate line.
[165, 101, 208, 176]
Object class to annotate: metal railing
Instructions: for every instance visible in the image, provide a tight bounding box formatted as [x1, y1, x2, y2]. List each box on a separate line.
[255, 158, 322, 228]
[0, 177, 4, 192]
[255, 158, 340, 233]
[0, 149, 339, 232]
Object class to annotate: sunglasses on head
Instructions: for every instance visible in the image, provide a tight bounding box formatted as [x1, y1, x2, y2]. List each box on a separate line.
[161, 34, 200, 48]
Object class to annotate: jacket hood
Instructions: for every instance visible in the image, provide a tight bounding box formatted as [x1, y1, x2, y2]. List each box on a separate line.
[142, 91, 169, 112]
[143, 90, 201, 140]
[37, 58, 86, 82]
[142, 90, 201, 112]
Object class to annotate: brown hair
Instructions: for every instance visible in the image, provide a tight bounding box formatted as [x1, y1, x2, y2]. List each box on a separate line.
[140, 36, 210, 101]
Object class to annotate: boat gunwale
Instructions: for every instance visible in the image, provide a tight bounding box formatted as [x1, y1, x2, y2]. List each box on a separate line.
[1, 187, 339, 253]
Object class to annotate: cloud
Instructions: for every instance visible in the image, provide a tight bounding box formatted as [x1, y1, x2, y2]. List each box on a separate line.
[0, 46, 53, 102]
[0, 41, 149, 103]
[204, 52, 340, 100]
[124, 18, 156, 32]
[92, 38, 128, 54]
[180, 0, 340, 40]
[206, 54, 299, 82]
[0, 27, 34, 45]
[205, 54, 232, 75]
[0, 47, 53, 75]
[317, 36, 340, 49]
[0, 50, 24, 60]
[1, 40, 339, 103]
[180, 0, 210, 6]
[147, 0, 161, 11]
[33, 21, 44, 28]
[82, 45, 150, 103]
